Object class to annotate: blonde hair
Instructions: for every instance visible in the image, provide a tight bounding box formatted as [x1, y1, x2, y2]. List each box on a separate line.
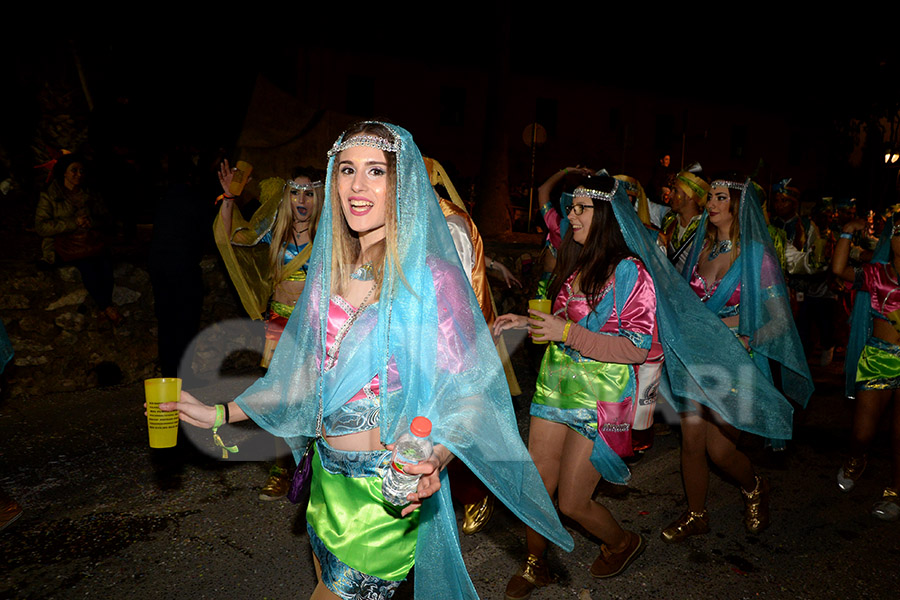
[329, 122, 403, 299]
[268, 168, 324, 282]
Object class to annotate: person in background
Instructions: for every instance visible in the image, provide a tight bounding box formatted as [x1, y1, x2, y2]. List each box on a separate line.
[35, 153, 121, 324]
[214, 162, 324, 501]
[495, 175, 655, 598]
[832, 214, 900, 521]
[659, 163, 708, 271]
[661, 175, 812, 543]
[425, 156, 521, 534]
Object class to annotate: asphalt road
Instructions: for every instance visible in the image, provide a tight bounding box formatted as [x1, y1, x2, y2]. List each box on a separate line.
[1, 336, 898, 600]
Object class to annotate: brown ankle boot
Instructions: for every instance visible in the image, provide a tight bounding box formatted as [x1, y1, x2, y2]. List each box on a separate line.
[505, 553, 554, 600]
[742, 474, 770, 534]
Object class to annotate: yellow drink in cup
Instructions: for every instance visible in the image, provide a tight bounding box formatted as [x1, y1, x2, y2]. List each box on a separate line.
[528, 299, 552, 345]
[144, 378, 181, 448]
[228, 161, 253, 196]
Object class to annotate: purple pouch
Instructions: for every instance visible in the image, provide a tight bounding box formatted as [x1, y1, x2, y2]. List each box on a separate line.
[287, 440, 315, 504]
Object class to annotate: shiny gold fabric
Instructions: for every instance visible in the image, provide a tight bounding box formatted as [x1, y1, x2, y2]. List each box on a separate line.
[213, 177, 312, 319]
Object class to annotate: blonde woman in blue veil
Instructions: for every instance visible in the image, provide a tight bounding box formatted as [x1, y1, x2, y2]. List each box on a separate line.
[163, 121, 570, 599]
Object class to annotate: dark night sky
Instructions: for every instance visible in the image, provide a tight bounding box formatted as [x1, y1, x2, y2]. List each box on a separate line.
[3, 10, 899, 175]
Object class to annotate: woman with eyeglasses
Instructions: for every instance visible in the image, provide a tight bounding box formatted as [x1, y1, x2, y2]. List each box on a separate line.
[494, 173, 658, 598]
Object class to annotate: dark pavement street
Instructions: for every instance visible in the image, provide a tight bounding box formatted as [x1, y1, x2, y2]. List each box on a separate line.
[1, 334, 898, 600]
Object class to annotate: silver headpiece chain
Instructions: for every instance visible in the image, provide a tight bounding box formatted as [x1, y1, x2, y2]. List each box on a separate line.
[327, 130, 402, 158]
[710, 180, 746, 192]
[285, 179, 324, 191]
[572, 179, 620, 202]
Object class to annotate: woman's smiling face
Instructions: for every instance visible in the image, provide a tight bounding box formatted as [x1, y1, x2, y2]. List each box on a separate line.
[337, 144, 388, 239]
[568, 195, 594, 244]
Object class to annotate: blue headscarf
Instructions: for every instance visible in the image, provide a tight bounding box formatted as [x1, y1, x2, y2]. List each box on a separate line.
[235, 122, 571, 599]
[666, 180, 813, 437]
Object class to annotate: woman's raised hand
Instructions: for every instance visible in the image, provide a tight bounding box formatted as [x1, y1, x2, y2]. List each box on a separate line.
[217, 159, 235, 196]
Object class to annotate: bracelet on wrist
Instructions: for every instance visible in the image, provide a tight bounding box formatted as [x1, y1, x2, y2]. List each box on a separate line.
[562, 320, 573, 344]
[839, 232, 853, 240]
[212, 404, 239, 459]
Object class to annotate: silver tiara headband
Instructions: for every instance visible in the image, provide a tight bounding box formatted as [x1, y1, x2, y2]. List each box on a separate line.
[572, 179, 619, 202]
[710, 180, 746, 192]
[285, 179, 324, 191]
[327, 133, 402, 158]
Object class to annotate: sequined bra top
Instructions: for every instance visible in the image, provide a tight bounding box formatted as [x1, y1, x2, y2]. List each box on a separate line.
[688, 265, 741, 319]
[321, 295, 380, 436]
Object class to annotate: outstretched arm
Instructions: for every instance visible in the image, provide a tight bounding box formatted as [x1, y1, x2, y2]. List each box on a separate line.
[157, 391, 249, 428]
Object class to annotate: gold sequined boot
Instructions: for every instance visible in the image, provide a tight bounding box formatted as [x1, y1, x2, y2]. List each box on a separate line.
[504, 553, 555, 600]
[661, 509, 709, 543]
[461, 494, 494, 535]
[741, 474, 770, 534]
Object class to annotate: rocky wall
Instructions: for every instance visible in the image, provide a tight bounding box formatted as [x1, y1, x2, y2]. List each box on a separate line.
[0, 240, 543, 399]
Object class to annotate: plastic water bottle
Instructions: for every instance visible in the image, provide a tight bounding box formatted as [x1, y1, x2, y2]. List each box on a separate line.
[382, 416, 433, 507]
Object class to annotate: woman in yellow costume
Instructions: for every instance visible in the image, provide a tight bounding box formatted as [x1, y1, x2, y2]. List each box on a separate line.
[214, 161, 324, 499]
[215, 161, 324, 366]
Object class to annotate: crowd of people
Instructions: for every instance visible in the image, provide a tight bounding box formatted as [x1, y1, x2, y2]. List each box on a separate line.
[37, 120, 897, 599]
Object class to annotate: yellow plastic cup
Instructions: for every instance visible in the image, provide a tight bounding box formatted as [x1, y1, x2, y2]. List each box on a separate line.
[228, 160, 253, 196]
[145, 378, 181, 448]
[528, 299, 552, 345]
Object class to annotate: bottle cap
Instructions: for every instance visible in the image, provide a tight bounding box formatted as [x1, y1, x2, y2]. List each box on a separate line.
[410, 416, 432, 438]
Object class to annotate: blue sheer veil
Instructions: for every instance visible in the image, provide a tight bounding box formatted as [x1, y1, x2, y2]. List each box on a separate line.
[845, 217, 894, 397]
[235, 122, 571, 599]
[614, 180, 812, 439]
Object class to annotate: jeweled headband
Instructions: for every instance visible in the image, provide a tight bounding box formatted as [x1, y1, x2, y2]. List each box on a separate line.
[710, 180, 747, 192]
[285, 179, 324, 191]
[327, 128, 402, 158]
[572, 179, 620, 202]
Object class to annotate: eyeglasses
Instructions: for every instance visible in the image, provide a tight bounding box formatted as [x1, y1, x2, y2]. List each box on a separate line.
[565, 204, 594, 216]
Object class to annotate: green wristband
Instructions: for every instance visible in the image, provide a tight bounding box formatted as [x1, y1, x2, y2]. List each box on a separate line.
[212, 405, 239, 459]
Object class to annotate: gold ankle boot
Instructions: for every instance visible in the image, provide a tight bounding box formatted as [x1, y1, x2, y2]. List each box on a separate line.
[742, 474, 770, 534]
[661, 509, 709, 543]
[505, 553, 554, 600]
[462, 494, 494, 535]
